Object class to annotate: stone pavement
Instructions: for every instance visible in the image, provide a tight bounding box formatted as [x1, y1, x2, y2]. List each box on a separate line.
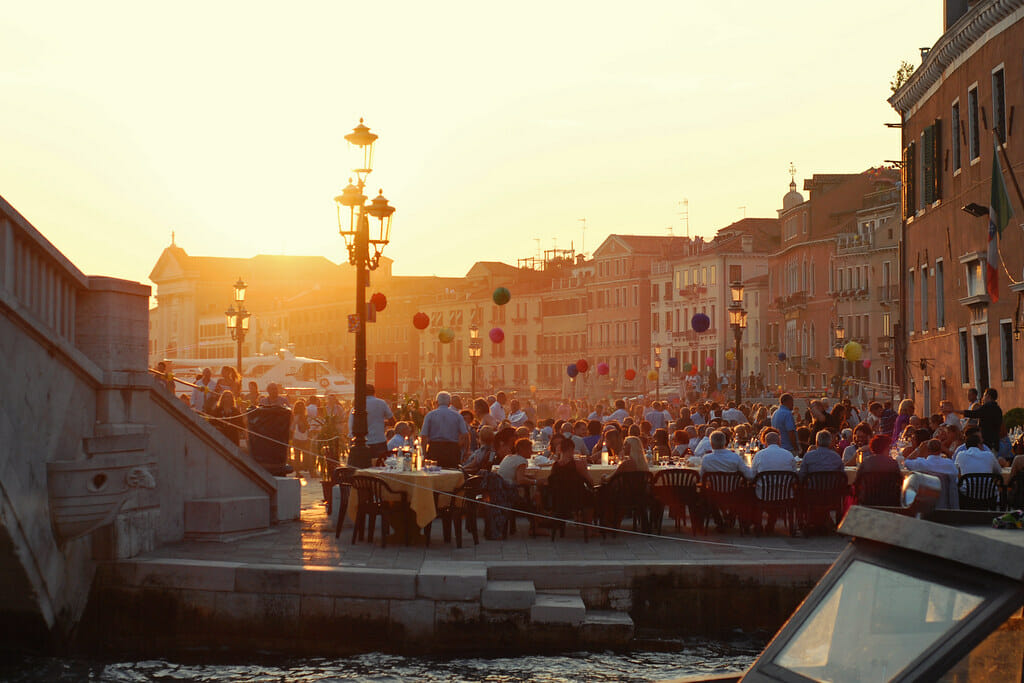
[139, 477, 849, 570]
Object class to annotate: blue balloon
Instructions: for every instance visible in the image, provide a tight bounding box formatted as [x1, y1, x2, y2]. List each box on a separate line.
[691, 313, 711, 333]
[777, 352, 787, 361]
[668, 357, 678, 369]
[567, 363, 579, 378]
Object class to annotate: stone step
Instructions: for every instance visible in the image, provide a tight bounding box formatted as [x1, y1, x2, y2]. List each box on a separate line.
[481, 580, 536, 611]
[184, 496, 269, 540]
[580, 610, 635, 647]
[488, 562, 626, 590]
[530, 591, 586, 625]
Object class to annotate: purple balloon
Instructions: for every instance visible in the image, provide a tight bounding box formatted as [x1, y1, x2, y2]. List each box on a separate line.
[777, 352, 787, 361]
[567, 363, 579, 378]
[691, 313, 711, 333]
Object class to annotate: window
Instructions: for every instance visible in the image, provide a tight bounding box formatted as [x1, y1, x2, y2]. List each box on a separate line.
[907, 270, 915, 333]
[936, 260, 945, 327]
[959, 329, 970, 384]
[901, 141, 916, 218]
[992, 66, 1006, 143]
[951, 100, 961, 172]
[921, 120, 941, 204]
[1000, 320, 1014, 382]
[967, 85, 980, 161]
[920, 266, 929, 330]
[710, 265, 716, 285]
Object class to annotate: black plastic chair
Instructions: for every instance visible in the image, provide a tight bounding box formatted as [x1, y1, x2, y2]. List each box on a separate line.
[1007, 470, 1024, 509]
[959, 473, 1002, 510]
[700, 472, 751, 534]
[597, 471, 654, 535]
[545, 470, 596, 542]
[753, 471, 798, 535]
[651, 469, 701, 534]
[429, 475, 483, 549]
[332, 465, 358, 538]
[854, 471, 902, 507]
[349, 475, 410, 547]
[799, 470, 849, 533]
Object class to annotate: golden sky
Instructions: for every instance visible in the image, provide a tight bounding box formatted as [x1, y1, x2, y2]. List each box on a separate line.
[1, 1, 939, 287]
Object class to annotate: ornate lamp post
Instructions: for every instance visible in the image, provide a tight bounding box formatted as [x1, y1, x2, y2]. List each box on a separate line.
[334, 119, 395, 468]
[469, 324, 482, 398]
[728, 281, 748, 405]
[224, 277, 250, 388]
[653, 344, 662, 402]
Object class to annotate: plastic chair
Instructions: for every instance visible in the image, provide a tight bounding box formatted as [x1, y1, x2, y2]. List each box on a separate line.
[700, 472, 752, 534]
[853, 470, 902, 507]
[349, 475, 410, 547]
[545, 470, 596, 542]
[799, 470, 849, 533]
[597, 471, 654, 535]
[1007, 470, 1024, 509]
[429, 475, 483, 549]
[651, 469, 701, 534]
[753, 471, 798, 536]
[332, 465, 358, 538]
[958, 473, 1002, 510]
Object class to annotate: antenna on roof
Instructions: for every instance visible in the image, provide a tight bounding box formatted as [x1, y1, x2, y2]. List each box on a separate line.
[534, 237, 541, 260]
[578, 218, 587, 256]
[678, 199, 689, 238]
[738, 206, 747, 219]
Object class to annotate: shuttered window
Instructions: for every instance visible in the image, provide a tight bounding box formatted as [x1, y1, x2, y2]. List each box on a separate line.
[902, 142, 916, 218]
[922, 120, 941, 205]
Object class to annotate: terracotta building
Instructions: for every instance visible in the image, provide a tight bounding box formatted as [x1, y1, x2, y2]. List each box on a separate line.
[889, 0, 1024, 412]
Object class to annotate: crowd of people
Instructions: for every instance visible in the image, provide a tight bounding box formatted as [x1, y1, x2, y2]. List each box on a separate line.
[153, 362, 1024, 524]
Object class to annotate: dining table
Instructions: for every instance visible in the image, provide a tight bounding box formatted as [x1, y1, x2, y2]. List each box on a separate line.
[346, 467, 465, 529]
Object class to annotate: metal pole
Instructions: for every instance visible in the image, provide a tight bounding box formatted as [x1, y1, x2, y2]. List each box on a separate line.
[734, 326, 742, 406]
[350, 205, 370, 466]
[471, 358, 477, 399]
[236, 330, 243, 389]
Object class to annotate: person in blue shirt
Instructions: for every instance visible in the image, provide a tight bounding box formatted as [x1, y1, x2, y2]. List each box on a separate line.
[771, 393, 798, 454]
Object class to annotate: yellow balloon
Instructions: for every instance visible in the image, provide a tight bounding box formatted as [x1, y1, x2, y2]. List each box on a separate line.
[725, 350, 735, 361]
[647, 370, 659, 381]
[843, 341, 863, 362]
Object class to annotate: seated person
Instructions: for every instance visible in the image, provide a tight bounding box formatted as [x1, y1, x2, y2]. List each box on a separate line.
[699, 430, 753, 479]
[752, 429, 796, 475]
[842, 422, 873, 466]
[497, 437, 539, 488]
[856, 434, 900, 477]
[954, 432, 1003, 480]
[606, 435, 650, 480]
[905, 438, 958, 478]
[799, 430, 844, 478]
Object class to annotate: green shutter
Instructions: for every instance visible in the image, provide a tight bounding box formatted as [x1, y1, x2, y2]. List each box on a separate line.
[931, 118, 941, 201]
[922, 125, 935, 206]
[902, 141, 916, 218]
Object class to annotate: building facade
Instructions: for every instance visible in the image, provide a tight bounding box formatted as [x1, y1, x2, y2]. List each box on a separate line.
[889, 0, 1024, 412]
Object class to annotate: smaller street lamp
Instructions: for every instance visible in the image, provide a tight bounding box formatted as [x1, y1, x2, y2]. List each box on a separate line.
[469, 324, 482, 398]
[225, 277, 250, 389]
[653, 344, 662, 402]
[728, 281, 747, 405]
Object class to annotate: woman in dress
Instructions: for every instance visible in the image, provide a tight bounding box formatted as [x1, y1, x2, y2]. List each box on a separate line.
[290, 399, 312, 473]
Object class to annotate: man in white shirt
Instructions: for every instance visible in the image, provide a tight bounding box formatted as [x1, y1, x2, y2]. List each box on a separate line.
[905, 439, 958, 478]
[348, 384, 394, 468]
[605, 399, 630, 423]
[954, 433, 1002, 479]
[721, 401, 746, 425]
[190, 368, 216, 411]
[489, 392, 507, 423]
[751, 430, 796, 476]
[645, 402, 668, 430]
[699, 430, 753, 479]
[588, 403, 607, 421]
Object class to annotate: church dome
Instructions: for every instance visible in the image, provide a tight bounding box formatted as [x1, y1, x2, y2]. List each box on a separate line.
[783, 179, 804, 210]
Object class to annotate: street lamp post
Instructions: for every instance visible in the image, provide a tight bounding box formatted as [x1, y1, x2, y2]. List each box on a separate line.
[334, 119, 395, 469]
[728, 281, 748, 406]
[653, 344, 662, 403]
[224, 277, 250, 390]
[469, 325, 482, 398]
[834, 319, 846, 398]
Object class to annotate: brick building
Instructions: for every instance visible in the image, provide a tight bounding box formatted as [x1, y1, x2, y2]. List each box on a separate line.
[889, 0, 1024, 412]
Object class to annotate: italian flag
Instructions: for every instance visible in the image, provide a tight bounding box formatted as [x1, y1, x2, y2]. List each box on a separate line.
[987, 142, 1014, 302]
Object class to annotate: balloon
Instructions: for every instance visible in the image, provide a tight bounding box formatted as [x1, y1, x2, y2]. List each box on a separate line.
[725, 350, 735, 361]
[668, 357, 678, 369]
[413, 312, 429, 330]
[625, 369, 637, 381]
[688, 366, 698, 376]
[567, 363, 579, 378]
[691, 313, 711, 333]
[843, 341, 863, 362]
[370, 292, 387, 312]
[492, 287, 511, 306]
[489, 327, 505, 343]
[705, 356, 715, 367]
[576, 359, 589, 373]
[777, 352, 787, 361]
[438, 327, 454, 343]
[647, 370, 659, 382]
[862, 359, 872, 369]
[683, 362, 693, 373]
[597, 362, 610, 375]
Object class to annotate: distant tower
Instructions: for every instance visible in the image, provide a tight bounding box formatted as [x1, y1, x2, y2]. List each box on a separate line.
[783, 162, 804, 210]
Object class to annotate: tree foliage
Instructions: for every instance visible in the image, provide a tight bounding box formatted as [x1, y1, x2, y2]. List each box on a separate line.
[890, 60, 916, 94]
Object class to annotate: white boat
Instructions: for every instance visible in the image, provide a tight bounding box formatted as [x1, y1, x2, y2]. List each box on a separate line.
[163, 349, 355, 398]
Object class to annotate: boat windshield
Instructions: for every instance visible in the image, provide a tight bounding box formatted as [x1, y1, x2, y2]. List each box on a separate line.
[773, 559, 983, 682]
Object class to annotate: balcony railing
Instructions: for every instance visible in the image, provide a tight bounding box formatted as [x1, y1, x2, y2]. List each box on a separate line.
[774, 290, 808, 311]
[678, 284, 708, 300]
[877, 285, 898, 303]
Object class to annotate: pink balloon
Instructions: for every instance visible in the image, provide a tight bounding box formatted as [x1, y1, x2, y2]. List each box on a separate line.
[862, 359, 872, 369]
[597, 362, 610, 375]
[705, 356, 714, 367]
[489, 327, 505, 343]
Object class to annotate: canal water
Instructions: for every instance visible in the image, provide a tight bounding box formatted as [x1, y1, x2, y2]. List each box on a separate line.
[1, 639, 759, 681]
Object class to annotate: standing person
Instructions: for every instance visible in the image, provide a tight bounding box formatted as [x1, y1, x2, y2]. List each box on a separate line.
[771, 393, 798, 454]
[959, 388, 1003, 453]
[490, 392, 508, 423]
[244, 381, 260, 409]
[348, 384, 394, 468]
[191, 368, 216, 412]
[153, 361, 174, 393]
[259, 382, 290, 407]
[891, 399, 916, 443]
[290, 400, 312, 473]
[210, 390, 243, 446]
[420, 391, 469, 469]
[606, 399, 630, 424]
[474, 398, 498, 428]
[644, 402, 668, 431]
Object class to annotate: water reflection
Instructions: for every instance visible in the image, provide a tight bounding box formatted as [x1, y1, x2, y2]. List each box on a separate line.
[2, 641, 758, 682]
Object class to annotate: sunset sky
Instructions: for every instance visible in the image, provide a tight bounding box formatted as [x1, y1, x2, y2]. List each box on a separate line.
[2, 2, 940, 288]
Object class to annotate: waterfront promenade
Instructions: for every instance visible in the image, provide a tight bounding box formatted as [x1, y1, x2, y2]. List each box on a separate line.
[137, 478, 848, 569]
